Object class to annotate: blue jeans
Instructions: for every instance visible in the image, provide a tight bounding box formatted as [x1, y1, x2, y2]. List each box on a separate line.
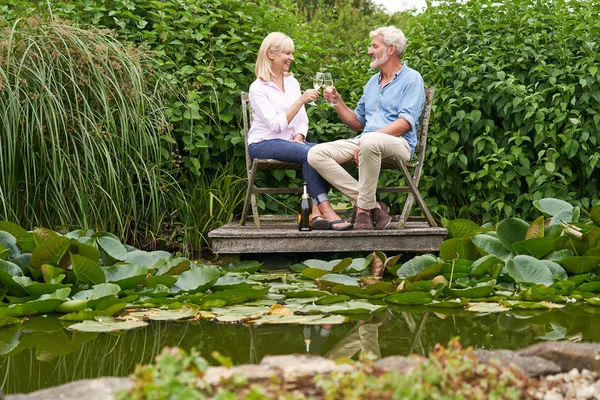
[248, 139, 330, 202]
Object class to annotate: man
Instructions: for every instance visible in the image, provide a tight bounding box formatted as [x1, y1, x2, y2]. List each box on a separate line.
[308, 26, 425, 230]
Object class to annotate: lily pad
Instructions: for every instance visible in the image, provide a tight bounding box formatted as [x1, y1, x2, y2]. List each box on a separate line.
[439, 238, 480, 261]
[506, 255, 554, 286]
[172, 265, 221, 294]
[102, 264, 148, 290]
[12, 276, 71, 296]
[512, 237, 556, 259]
[466, 302, 509, 313]
[558, 256, 600, 274]
[211, 275, 260, 292]
[301, 268, 329, 280]
[222, 260, 262, 274]
[386, 291, 432, 305]
[156, 257, 190, 275]
[318, 274, 359, 287]
[67, 319, 148, 332]
[443, 218, 481, 239]
[397, 254, 439, 279]
[314, 295, 351, 305]
[144, 306, 199, 321]
[124, 250, 169, 270]
[471, 234, 512, 260]
[96, 236, 128, 262]
[427, 298, 469, 308]
[496, 218, 529, 251]
[71, 254, 105, 285]
[450, 280, 496, 298]
[202, 287, 269, 306]
[469, 255, 504, 278]
[30, 236, 71, 269]
[533, 198, 573, 217]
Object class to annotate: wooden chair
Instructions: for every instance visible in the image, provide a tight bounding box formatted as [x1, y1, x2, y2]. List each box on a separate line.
[377, 87, 436, 228]
[239, 87, 436, 229]
[240, 92, 302, 227]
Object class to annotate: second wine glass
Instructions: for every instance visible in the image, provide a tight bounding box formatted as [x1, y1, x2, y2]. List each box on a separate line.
[322, 72, 334, 105]
[309, 72, 324, 106]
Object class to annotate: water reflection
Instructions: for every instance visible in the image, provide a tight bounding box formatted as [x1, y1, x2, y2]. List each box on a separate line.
[1, 305, 599, 394]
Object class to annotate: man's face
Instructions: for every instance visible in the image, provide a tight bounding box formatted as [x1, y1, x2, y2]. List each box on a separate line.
[368, 34, 389, 69]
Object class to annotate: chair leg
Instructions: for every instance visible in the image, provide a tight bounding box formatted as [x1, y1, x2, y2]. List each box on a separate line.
[240, 172, 253, 226]
[397, 193, 414, 229]
[398, 165, 437, 228]
[251, 193, 260, 228]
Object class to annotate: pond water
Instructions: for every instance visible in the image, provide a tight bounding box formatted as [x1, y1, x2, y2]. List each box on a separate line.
[2, 304, 599, 395]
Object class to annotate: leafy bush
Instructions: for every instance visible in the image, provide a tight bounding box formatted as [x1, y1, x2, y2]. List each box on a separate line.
[399, 0, 600, 221]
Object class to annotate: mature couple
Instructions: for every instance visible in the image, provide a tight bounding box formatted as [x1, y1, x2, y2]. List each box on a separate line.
[247, 26, 425, 231]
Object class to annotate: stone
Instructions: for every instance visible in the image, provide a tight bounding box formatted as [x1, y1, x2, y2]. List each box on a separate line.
[260, 354, 354, 381]
[373, 355, 423, 374]
[518, 342, 600, 373]
[203, 364, 276, 386]
[475, 349, 562, 377]
[6, 378, 133, 400]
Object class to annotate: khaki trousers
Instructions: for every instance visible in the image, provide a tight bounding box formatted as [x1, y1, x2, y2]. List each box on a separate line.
[308, 132, 411, 210]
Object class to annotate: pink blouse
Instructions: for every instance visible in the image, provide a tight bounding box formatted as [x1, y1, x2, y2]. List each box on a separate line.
[247, 75, 309, 144]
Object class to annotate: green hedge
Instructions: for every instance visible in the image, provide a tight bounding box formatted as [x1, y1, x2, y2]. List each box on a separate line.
[399, 0, 600, 221]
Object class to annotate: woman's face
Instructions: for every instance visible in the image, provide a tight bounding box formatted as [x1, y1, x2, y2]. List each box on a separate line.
[269, 48, 294, 74]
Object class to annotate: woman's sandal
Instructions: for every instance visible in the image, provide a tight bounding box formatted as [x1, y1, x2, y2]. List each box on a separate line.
[312, 215, 331, 230]
[329, 219, 353, 231]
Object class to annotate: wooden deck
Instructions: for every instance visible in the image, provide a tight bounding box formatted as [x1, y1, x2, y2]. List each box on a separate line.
[209, 216, 447, 254]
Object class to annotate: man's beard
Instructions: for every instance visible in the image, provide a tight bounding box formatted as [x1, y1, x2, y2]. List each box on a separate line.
[370, 51, 389, 68]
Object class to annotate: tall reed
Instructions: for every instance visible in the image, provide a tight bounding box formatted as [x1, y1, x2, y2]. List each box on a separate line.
[0, 17, 182, 245]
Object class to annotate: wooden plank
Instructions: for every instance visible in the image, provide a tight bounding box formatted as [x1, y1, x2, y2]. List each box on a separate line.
[209, 218, 447, 254]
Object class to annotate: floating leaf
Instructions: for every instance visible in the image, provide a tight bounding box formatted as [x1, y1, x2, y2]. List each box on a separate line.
[172, 265, 220, 294]
[526, 216, 545, 239]
[496, 218, 529, 251]
[506, 256, 554, 286]
[156, 257, 190, 275]
[533, 198, 573, 216]
[202, 287, 269, 306]
[0, 260, 26, 296]
[144, 275, 178, 288]
[222, 260, 262, 274]
[211, 275, 260, 291]
[541, 260, 568, 280]
[449, 280, 496, 298]
[314, 295, 351, 305]
[97, 236, 128, 262]
[442, 219, 481, 239]
[301, 300, 385, 314]
[558, 256, 600, 274]
[21, 288, 71, 313]
[125, 250, 169, 270]
[439, 238, 480, 261]
[466, 302, 509, 313]
[144, 306, 199, 321]
[102, 264, 148, 290]
[397, 254, 438, 279]
[344, 256, 372, 274]
[30, 236, 70, 269]
[428, 298, 469, 308]
[512, 237, 556, 259]
[471, 234, 512, 260]
[386, 291, 432, 305]
[67, 319, 148, 332]
[469, 255, 504, 278]
[0, 231, 20, 259]
[12, 276, 71, 296]
[301, 268, 329, 280]
[71, 254, 105, 285]
[318, 274, 359, 287]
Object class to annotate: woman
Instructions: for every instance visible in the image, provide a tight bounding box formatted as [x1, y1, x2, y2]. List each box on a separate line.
[248, 32, 351, 230]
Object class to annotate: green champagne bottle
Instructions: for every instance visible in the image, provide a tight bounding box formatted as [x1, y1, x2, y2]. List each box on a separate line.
[298, 181, 311, 231]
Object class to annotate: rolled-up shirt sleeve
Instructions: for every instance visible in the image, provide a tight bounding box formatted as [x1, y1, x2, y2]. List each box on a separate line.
[397, 76, 425, 131]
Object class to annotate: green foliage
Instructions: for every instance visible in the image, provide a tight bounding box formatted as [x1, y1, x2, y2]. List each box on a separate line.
[119, 339, 535, 399]
[0, 17, 181, 245]
[400, 0, 600, 221]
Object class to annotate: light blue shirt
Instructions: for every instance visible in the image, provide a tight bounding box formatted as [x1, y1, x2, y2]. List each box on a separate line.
[354, 62, 425, 157]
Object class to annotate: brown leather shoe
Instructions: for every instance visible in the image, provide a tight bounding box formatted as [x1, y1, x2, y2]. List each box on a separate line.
[353, 212, 373, 230]
[372, 203, 391, 230]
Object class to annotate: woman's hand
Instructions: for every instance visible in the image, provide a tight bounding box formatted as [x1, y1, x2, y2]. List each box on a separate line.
[300, 89, 319, 104]
[293, 134, 306, 143]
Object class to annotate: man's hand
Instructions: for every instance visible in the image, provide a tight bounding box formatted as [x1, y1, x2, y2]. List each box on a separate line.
[353, 148, 359, 164]
[323, 86, 339, 104]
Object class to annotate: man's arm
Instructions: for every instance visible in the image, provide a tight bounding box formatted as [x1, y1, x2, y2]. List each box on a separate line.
[374, 118, 411, 137]
[324, 87, 363, 131]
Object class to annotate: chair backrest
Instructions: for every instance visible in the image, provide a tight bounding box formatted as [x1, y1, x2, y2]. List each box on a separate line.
[241, 92, 253, 173]
[414, 87, 435, 167]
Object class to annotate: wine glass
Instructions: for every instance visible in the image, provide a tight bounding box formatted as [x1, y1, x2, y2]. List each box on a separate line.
[322, 72, 334, 105]
[308, 72, 324, 106]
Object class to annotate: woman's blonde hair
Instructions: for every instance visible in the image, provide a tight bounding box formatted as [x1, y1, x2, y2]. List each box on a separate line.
[255, 32, 295, 81]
